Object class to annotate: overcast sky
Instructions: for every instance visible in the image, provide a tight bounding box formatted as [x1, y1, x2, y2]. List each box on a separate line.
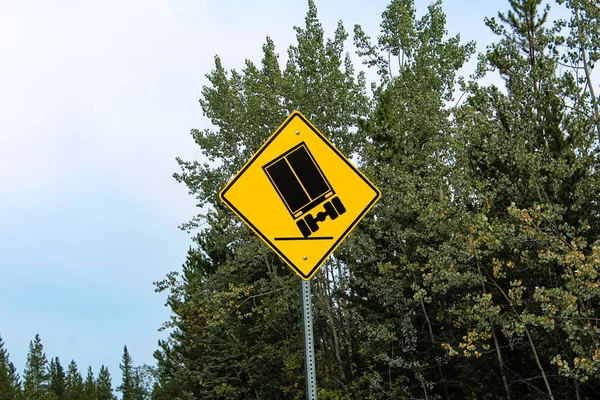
[0, 0, 573, 390]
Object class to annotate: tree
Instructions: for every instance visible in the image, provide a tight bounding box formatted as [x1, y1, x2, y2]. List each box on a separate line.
[95, 366, 115, 400]
[23, 334, 49, 400]
[131, 366, 154, 400]
[64, 361, 83, 400]
[558, 0, 600, 141]
[0, 336, 21, 400]
[83, 367, 95, 400]
[48, 358, 65, 400]
[349, 0, 475, 397]
[118, 346, 134, 400]
[434, 0, 600, 398]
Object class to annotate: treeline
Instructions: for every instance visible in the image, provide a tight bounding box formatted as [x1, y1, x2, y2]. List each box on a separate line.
[151, 0, 600, 398]
[0, 334, 152, 400]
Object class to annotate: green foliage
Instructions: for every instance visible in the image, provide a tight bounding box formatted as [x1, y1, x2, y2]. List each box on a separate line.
[0, 336, 21, 400]
[130, 365, 154, 400]
[95, 366, 115, 400]
[157, 0, 600, 398]
[115, 348, 151, 400]
[1, 335, 120, 400]
[154, 1, 369, 398]
[347, 0, 476, 397]
[47, 358, 65, 400]
[433, 0, 600, 398]
[23, 335, 49, 400]
[557, 0, 600, 143]
[64, 360, 83, 400]
[82, 367, 95, 400]
[118, 346, 135, 400]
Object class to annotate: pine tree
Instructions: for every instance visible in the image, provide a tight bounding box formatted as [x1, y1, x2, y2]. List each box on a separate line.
[8, 363, 22, 400]
[95, 366, 114, 400]
[117, 347, 134, 400]
[0, 336, 21, 400]
[23, 334, 49, 400]
[64, 361, 83, 400]
[131, 366, 153, 400]
[82, 367, 95, 400]
[48, 358, 65, 399]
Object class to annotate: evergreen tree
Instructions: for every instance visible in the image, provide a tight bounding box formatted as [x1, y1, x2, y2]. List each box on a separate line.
[95, 366, 114, 400]
[47, 358, 65, 400]
[64, 361, 83, 400]
[23, 334, 49, 400]
[131, 366, 153, 400]
[0, 336, 21, 400]
[83, 367, 95, 400]
[117, 347, 134, 400]
[8, 363, 22, 400]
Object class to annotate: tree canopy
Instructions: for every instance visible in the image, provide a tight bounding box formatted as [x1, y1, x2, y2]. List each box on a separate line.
[153, 0, 600, 398]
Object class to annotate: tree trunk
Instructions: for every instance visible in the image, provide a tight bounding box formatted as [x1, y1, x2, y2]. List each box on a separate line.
[420, 297, 449, 399]
[492, 328, 511, 400]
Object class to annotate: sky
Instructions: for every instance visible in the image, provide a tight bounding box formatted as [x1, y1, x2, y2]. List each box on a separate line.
[0, 0, 573, 391]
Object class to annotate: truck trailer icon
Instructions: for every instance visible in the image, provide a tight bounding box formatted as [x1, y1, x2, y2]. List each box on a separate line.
[263, 142, 346, 238]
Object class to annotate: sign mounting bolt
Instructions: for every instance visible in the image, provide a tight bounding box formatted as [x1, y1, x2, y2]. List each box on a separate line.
[303, 256, 308, 260]
[296, 130, 300, 135]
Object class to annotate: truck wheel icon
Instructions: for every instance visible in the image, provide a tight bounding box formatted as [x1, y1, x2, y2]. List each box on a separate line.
[296, 219, 312, 238]
[331, 196, 346, 215]
[302, 197, 346, 236]
[263, 142, 346, 239]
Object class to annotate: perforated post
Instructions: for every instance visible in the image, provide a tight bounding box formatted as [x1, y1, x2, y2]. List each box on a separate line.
[301, 279, 317, 400]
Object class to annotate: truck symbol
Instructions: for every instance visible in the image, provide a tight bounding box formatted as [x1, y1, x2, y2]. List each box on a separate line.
[263, 142, 346, 238]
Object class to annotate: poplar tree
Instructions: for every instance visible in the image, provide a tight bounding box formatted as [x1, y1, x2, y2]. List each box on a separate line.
[351, 0, 474, 397]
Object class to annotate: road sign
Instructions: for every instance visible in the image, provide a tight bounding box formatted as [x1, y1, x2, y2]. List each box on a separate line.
[219, 111, 381, 280]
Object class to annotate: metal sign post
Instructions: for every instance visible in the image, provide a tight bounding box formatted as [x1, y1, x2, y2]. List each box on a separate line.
[301, 279, 317, 400]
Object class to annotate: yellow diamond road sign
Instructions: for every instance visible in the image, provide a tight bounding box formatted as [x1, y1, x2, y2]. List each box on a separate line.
[219, 111, 381, 280]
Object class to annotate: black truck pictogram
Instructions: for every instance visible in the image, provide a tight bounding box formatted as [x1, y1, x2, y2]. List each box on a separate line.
[263, 142, 346, 238]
